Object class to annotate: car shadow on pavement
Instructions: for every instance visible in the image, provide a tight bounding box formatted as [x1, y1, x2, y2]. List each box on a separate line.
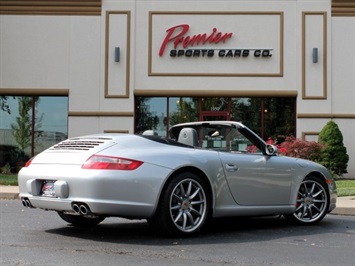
[45, 215, 349, 246]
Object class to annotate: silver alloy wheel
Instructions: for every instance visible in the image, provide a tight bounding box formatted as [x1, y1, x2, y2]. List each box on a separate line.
[293, 179, 328, 223]
[169, 178, 207, 233]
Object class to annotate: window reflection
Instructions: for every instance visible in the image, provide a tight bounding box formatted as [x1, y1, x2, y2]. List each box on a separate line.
[262, 98, 295, 140]
[35, 97, 68, 153]
[202, 97, 228, 112]
[136, 96, 295, 142]
[135, 97, 167, 136]
[231, 98, 262, 135]
[0, 96, 68, 173]
[169, 97, 198, 126]
[135, 97, 199, 137]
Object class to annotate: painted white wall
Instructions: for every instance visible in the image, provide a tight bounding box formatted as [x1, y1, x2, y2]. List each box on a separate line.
[135, 1, 298, 91]
[331, 17, 355, 178]
[331, 18, 355, 115]
[0, 16, 70, 88]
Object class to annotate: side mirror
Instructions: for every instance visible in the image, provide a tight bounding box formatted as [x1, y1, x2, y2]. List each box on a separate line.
[265, 144, 278, 156]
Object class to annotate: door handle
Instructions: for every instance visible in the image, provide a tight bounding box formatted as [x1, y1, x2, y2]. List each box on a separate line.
[225, 164, 238, 172]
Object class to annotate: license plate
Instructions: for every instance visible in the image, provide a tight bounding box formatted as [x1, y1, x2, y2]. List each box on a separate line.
[41, 181, 56, 197]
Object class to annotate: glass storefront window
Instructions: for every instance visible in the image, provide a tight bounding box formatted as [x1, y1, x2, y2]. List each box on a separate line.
[202, 97, 229, 112]
[169, 97, 199, 126]
[262, 98, 295, 140]
[135, 96, 295, 142]
[135, 97, 167, 136]
[231, 98, 262, 135]
[0, 96, 68, 172]
[35, 97, 68, 153]
[135, 97, 199, 137]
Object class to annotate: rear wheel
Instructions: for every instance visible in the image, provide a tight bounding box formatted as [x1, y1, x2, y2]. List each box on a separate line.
[285, 176, 329, 224]
[148, 172, 210, 237]
[57, 212, 105, 226]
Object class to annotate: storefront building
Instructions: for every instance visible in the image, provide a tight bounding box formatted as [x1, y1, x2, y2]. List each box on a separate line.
[0, 0, 354, 177]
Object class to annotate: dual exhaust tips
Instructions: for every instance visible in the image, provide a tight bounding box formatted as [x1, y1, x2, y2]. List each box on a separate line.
[21, 198, 91, 216]
[72, 202, 91, 216]
[21, 197, 34, 208]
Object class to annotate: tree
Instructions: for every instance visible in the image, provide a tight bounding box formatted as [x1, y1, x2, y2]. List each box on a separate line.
[318, 120, 349, 176]
[11, 97, 43, 154]
[11, 97, 32, 151]
[134, 97, 160, 133]
[0, 96, 14, 114]
[169, 98, 199, 125]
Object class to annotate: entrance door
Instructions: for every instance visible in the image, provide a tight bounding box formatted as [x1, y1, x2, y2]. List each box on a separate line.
[201, 112, 229, 121]
[200, 97, 230, 121]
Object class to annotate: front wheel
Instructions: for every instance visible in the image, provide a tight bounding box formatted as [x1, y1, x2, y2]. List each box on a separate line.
[285, 176, 329, 224]
[57, 212, 106, 226]
[148, 172, 210, 237]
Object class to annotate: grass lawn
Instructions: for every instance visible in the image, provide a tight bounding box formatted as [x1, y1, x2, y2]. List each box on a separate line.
[1, 174, 354, 197]
[0, 174, 18, 186]
[335, 179, 355, 197]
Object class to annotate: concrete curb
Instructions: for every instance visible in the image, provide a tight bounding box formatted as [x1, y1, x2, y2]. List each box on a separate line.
[329, 196, 355, 216]
[0, 192, 19, 200]
[1, 186, 354, 216]
[0, 186, 19, 200]
[331, 207, 355, 216]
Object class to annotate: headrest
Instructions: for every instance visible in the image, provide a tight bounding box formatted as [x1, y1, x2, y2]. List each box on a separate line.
[142, 130, 158, 136]
[178, 127, 198, 147]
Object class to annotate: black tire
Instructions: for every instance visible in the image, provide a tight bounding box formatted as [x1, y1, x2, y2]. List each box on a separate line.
[148, 171, 210, 237]
[57, 212, 105, 226]
[284, 176, 330, 224]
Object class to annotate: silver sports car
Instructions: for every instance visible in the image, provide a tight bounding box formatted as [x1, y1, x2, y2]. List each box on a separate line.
[18, 121, 337, 237]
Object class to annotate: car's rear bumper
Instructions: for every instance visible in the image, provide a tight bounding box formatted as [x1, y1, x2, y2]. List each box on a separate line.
[19, 194, 155, 218]
[18, 163, 172, 218]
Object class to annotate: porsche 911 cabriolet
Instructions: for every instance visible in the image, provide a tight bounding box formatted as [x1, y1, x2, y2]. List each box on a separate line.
[18, 121, 337, 237]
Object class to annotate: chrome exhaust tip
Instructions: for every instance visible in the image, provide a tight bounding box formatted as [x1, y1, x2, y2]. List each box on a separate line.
[72, 202, 91, 216]
[72, 204, 80, 214]
[21, 197, 34, 208]
[79, 205, 88, 215]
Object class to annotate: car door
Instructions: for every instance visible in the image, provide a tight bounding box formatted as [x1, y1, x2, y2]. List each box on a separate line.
[219, 151, 293, 206]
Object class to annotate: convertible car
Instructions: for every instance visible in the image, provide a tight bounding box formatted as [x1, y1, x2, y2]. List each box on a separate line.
[18, 121, 337, 237]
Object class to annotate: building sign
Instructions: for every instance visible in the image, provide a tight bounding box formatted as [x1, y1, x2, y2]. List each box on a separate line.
[149, 12, 284, 76]
[159, 24, 233, 56]
[159, 24, 272, 59]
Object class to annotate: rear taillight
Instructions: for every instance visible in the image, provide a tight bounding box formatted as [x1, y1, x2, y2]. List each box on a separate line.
[82, 155, 143, 170]
[24, 158, 34, 167]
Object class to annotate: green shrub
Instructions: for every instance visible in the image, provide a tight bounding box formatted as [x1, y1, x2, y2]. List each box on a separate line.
[0, 163, 12, 175]
[318, 121, 349, 176]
